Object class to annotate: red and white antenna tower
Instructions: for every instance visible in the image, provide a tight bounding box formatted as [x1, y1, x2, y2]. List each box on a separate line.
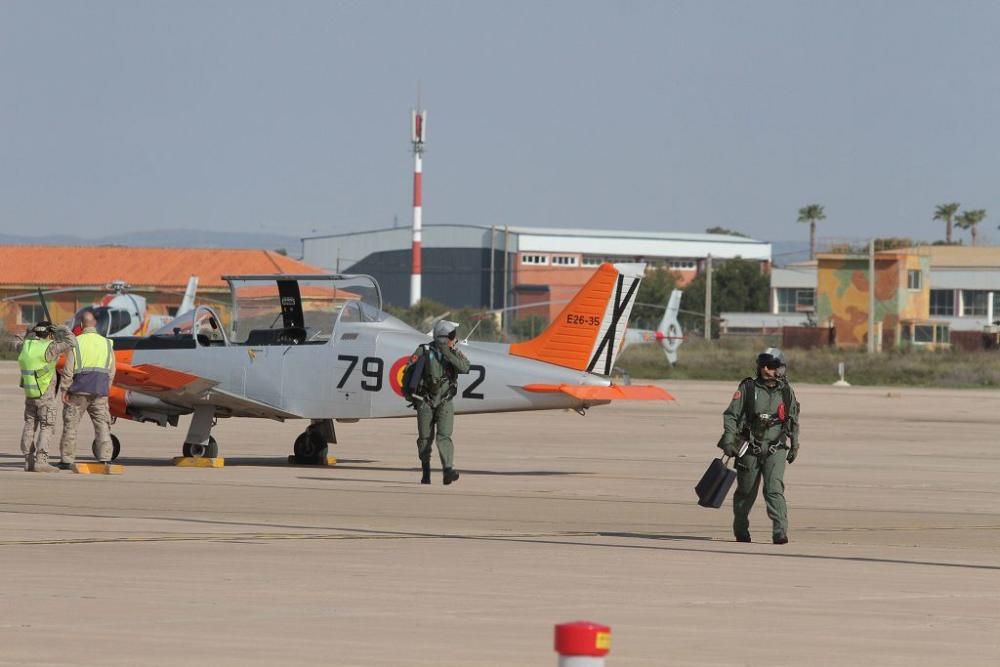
[409, 106, 427, 306]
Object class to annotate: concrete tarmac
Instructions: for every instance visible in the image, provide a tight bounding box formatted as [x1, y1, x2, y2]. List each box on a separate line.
[1, 361, 998, 666]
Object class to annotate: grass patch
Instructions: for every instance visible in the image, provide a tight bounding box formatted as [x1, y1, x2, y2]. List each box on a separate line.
[616, 338, 1000, 388]
[0, 335, 19, 361]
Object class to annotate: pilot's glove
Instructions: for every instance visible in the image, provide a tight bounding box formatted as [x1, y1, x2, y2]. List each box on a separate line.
[719, 435, 739, 458]
[786, 444, 799, 464]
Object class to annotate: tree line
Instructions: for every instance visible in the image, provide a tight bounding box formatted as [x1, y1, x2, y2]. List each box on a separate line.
[796, 202, 990, 259]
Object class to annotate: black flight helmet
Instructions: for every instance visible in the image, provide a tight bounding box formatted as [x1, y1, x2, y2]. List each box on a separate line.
[32, 320, 53, 338]
[756, 347, 786, 371]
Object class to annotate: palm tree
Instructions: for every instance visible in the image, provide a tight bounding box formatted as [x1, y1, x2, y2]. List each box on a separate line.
[955, 209, 987, 246]
[933, 202, 961, 244]
[797, 204, 826, 260]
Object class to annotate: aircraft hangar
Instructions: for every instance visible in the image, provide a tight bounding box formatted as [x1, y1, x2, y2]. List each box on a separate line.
[302, 224, 772, 320]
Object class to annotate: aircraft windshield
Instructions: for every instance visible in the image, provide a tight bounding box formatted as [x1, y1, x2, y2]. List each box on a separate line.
[227, 275, 383, 345]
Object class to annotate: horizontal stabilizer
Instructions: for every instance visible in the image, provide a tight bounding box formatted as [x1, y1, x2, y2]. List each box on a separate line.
[522, 383, 674, 401]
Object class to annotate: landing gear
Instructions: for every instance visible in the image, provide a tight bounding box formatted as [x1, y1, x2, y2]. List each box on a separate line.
[293, 431, 328, 466]
[92, 434, 121, 461]
[180, 406, 219, 459]
[292, 419, 336, 465]
[182, 436, 219, 459]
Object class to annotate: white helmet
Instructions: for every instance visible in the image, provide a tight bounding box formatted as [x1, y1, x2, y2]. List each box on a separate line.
[433, 319, 459, 340]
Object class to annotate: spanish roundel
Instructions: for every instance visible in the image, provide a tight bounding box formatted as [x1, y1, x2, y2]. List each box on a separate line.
[388, 356, 410, 397]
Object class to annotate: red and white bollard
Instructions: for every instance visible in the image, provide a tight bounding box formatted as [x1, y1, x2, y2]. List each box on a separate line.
[555, 621, 611, 666]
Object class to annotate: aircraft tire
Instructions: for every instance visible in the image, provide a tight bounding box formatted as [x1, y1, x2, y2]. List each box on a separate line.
[92, 434, 122, 462]
[293, 431, 328, 465]
[182, 435, 219, 459]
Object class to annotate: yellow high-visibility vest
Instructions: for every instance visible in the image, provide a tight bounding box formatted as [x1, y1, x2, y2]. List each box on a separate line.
[72, 331, 114, 375]
[17, 338, 54, 399]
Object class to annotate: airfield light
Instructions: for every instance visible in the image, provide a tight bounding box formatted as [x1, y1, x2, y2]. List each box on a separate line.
[555, 621, 611, 666]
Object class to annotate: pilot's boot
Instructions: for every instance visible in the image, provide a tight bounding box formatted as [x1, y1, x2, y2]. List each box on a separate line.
[443, 467, 460, 485]
[24, 455, 34, 472]
[420, 460, 431, 485]
[32, 453, 58, 473]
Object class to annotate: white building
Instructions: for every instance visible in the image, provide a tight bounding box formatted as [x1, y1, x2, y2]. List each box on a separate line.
[302, 224, 772, 312]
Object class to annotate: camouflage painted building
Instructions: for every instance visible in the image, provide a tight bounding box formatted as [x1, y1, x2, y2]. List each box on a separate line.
[815, 249, 933, 348]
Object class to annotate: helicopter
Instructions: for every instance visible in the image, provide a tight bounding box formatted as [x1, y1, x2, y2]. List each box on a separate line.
[5, 276, 199, 338]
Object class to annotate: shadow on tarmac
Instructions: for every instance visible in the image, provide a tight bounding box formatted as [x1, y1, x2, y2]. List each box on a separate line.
[330, 465, 584, 477]
[597, 531, 712, 542]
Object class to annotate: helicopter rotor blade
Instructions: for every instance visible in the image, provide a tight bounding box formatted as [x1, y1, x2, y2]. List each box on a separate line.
[36, 288, 52, 323]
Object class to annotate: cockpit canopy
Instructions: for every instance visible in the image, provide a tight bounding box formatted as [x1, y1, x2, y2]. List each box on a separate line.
[224, 274, 391, 345]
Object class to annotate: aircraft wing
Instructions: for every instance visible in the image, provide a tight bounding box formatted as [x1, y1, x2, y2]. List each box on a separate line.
[116, 363, 302, 420]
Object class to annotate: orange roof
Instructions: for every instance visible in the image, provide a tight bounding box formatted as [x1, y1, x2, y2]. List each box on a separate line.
[0, 245, 323, 289]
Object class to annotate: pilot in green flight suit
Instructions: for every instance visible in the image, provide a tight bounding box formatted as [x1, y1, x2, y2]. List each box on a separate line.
[718, 348, 800, 544]
[408, 320, 470, 485]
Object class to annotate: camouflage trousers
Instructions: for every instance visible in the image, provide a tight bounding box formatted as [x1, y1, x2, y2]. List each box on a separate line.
[21, 393, 59, 463]
[60, 393, 113, 464]
[733, 448, 789, 539]
[416, 400, 455, 469]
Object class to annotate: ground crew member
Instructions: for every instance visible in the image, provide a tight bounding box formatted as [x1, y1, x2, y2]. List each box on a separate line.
[407, 320, 470, 485]
[718, 347, 800, 544]
[16, 321, 75, 472]
[59, 310, 116, 469]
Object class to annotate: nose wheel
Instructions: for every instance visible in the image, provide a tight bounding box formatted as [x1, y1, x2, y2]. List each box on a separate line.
[293, 430, 328, 465]
[182, 436, 219, 459]
[92, 434, 122, 461]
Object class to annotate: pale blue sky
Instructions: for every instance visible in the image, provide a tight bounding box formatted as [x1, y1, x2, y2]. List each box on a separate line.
[1, 1, 998, 245]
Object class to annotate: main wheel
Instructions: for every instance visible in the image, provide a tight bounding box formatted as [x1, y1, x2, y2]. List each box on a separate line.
[182, 436, 219, 459]
[92, 434, 122, 461]
[293, 431, 328, 465]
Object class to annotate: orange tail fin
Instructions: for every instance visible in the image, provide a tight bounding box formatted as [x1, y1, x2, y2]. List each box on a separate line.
[509, 262, 644, 374]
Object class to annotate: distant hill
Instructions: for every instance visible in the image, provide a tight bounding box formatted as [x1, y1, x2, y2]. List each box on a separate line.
[0, 229, 303, 257]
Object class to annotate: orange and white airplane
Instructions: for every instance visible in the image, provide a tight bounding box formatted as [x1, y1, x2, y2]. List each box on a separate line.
[97, 263, 673, 463]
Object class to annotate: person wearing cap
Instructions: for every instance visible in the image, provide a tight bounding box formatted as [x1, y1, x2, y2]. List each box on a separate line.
[58, 309, 116, 470]
[717, 347, 800, 544]
[16, 320, 76, 472]
[407, 319, 471, 485]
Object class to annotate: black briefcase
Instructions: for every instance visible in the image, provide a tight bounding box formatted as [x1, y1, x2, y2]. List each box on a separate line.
[695, 456, 737, 508]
